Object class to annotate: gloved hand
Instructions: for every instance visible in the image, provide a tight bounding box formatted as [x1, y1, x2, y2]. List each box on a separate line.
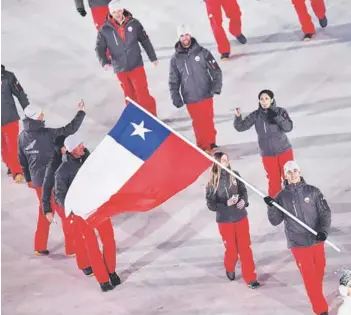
[264, 196, 275, 206]
[174, 102, 184, 108]
[316, 231, 327, 241]
[267, 108, 278, 124]
[77, 8, 87, 17]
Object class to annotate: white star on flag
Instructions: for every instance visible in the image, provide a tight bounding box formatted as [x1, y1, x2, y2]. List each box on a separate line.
[130, 121, 152, 140]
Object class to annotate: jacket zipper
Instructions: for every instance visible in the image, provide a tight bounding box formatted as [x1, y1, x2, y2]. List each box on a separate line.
[184, 61, 189, 75]
[292, 201, 298, 217]
[263, 121, 267, 133]
[113, 32, 119, 46]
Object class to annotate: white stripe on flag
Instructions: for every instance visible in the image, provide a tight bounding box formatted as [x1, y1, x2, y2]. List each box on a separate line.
[64, 135, 144, 218]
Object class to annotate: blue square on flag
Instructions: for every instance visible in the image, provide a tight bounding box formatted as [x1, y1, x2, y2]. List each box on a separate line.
[108, 104, 170, 161]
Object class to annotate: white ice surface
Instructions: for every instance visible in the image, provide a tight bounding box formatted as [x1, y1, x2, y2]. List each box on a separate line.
[1, 0, 351, 314]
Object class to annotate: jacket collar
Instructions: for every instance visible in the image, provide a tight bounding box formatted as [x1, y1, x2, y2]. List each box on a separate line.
[23, 118, 45, 132]
[258, 99, 277, 112]
[66, 149, 89, 164]
[283, 177, 306, 191]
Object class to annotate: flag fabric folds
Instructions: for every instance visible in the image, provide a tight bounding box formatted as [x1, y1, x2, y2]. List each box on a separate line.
[64, 102, 212, 226]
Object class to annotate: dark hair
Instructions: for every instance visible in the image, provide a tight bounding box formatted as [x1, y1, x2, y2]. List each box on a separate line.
[258, 89, 274, 100]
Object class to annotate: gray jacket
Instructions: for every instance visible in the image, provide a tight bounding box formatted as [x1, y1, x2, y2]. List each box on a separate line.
[42, 150, 63, 214]
[74, 0, 111, 10]
[54, 150, 90, 207]
[267, 178, 331, 249]
[18, 111, 85, 187]
[234, 101, 293, 157]
[206, 170, 248, 223]
[169, 38, 222, 107]
[1, 65, 29, 126]
[96, 10, 157, 74]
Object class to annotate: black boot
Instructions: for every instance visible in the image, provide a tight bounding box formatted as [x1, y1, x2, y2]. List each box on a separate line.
[7, 168, 12, 176]
[82, 266, 94, 276]
[248, 280, 261, 289]
[220, 53, 230, 61]
[109, 272, 121, 287]
[34, 250, 49, 256]
[226, 271, 235, 281]
[100, 282, 114, 292]
[236, 34, 247, 44]
[319, 16, 328, 28]
[303, 33, 314, 41]
[319, 312, 328, 315]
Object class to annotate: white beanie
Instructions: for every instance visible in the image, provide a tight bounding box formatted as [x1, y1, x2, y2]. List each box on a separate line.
[177, 24, 191, 39]
[24, 105, 43, 120]
[108, 0, 123, 14]
[284, 160, 300, 176]
[64, 133, 83, 152]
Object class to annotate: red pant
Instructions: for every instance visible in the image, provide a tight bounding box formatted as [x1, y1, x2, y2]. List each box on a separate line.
[34, 187, 52, 251]
[33, 188, 74, 253]
[262, 149, 294, 198]
[91, 6, 109, 30]
[187, 98, 217, 151]
[291, 243, 328, 314]
[74, 216, 116, 284]
[218, 217, 257, 284]
[54, 205, 75, 255]
[205, 0, 242, 54]
[291, 0, 326, 34]
[116, 66, 157, 116]
[1, 120, 22, 175]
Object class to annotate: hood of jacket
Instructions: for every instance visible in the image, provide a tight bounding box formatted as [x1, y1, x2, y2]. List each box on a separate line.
[174, 37, 201, 54]
[23, 118, 45, 132]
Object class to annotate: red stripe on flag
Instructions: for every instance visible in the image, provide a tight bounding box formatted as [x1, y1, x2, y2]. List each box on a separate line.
[86, 134, 212, 227]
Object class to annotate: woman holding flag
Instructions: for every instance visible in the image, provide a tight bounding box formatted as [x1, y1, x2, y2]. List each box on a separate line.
[206, 151, 260, 289]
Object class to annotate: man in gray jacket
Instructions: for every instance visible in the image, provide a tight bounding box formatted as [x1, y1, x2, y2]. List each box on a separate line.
[74, 0, 111, 30]
[264, 160, 331, 315]
[54, 134, 120, 292]
[95, 0, 158, 116]
[169, 25, 222, 154]
[1, 65, 29, 182]
[18, 101, 86, 256]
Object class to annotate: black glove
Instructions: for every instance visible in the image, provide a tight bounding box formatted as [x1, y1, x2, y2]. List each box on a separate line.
[77, 8, 87, 17]
[214, 91, 221, 95]
[174, 102, 184, 108]
[316, 231, 327, 241]
[267, 108, 278, 124]
[264, 196, 275, 206]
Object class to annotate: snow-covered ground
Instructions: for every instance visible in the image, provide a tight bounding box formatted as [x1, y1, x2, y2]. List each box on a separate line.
[1, 0, 351, 314]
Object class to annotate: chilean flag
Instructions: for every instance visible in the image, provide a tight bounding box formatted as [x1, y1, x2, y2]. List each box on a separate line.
[64, 101, 212, 227]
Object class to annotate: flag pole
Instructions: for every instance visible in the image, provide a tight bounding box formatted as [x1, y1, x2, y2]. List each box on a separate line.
[126, 97, 341, 253]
